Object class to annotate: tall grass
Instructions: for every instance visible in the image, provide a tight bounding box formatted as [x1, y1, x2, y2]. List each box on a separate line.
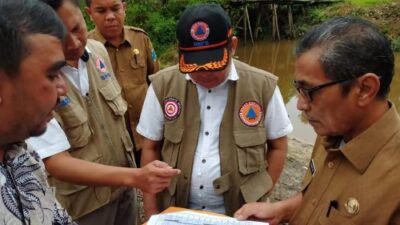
[346, 0, 391, 6]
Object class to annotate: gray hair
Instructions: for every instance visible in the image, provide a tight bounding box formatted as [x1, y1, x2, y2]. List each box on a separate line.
[296, 16, 394, 98]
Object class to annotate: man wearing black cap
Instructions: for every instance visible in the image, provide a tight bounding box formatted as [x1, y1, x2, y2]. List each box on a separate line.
[138, 3, 293, 219]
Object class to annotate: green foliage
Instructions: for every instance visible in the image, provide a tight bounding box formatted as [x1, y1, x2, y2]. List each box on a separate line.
[123, 0, 225, 65]
[294, 6, 329, 37]
[294, 0, 400, 52]
[80, 1, 94, 30]
[392, 37, 400, 52]
[345, 0, 391, 6]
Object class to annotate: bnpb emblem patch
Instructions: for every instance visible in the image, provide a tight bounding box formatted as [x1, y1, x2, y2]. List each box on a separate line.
[190, 21, 210, 41]
[96, 58, 108, 73]
[164, 97, 181, 121]
[239, 101, 263, 127]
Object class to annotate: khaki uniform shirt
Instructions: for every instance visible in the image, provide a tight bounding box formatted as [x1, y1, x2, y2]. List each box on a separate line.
[88, 26, 159, 150]
[291, 103, 400, 225]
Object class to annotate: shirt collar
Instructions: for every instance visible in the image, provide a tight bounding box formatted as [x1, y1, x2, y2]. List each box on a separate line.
[62, 46, 91, 71]
[93, 26, 131, 47]
[322, 102, 400, 174]
[184, 60, 239, 86]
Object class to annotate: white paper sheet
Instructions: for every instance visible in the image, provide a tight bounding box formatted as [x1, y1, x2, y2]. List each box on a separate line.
[147, 210, 269, 225]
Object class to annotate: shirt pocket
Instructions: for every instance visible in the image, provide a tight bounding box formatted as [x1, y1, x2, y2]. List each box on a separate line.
[318, 207, 356, 225]
[234, 128, 267, 175]
[57, 101, 92, 149]
[129, 54, 146, 84]
[98, 80, 127, 117]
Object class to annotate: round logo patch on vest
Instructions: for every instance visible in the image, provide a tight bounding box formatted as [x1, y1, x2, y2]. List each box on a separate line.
[190, 21, 210, 41]
[96, 57, 108, 73]
[239, 101, 263, 127]
[164, 97, 181, 121]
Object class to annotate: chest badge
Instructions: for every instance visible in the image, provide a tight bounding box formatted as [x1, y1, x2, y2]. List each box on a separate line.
[345, 198, 360, 215]
[132, 48, 140, 56]
[164, 97, 181, 121]
[96, 57, 108, 73]
[239, 101, 263, 127]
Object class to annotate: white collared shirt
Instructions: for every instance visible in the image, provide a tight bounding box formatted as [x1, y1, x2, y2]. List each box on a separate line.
[26, 118, 70, 159]
[61, 48, 91, 96]
[137, 62, 293, 213]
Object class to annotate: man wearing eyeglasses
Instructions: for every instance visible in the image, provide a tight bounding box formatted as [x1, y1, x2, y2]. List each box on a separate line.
[234, 16, 400, 225]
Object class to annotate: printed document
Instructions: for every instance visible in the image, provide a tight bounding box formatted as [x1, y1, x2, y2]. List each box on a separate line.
[147, 210, 269, 225]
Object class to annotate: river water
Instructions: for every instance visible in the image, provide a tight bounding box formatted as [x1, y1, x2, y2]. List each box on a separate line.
[235, 40, 400, 144]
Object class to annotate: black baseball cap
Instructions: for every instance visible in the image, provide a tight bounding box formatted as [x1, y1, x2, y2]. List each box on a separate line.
[176, 4, 233, 73]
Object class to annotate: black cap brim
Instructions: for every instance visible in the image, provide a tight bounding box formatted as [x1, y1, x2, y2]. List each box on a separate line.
[179, 44, 230, 73]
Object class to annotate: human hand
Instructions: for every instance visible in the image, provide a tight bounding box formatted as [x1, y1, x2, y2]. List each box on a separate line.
[137, 160, 180, 193]
[234, 202, 283, 225]
[144, 206, 159, 222]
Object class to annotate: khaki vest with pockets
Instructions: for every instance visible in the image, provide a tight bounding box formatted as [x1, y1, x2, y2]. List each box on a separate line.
[51, 39, 136, 219]
[151, 60, 277, 216]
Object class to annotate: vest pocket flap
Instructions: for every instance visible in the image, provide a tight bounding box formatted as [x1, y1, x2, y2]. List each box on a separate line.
[57, 103, 91, 148]
[240, 170, 272, 203]
[99, 81, 127, 116]
[168, 176, 178, 195]
[212, 172, 231, 195]
[163, 127, 184, 143]
[161, 127, 183, 168]
[234, 129, 267, 147]
[51, 178, 87, 196]
[99, 81, 121, 100]
[235, 129, 267, 175]
[57, 102, 88, 129]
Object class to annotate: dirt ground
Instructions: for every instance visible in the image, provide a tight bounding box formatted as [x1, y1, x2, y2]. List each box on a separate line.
[137, 137, 314, 224]
[270, 138, 313, 202]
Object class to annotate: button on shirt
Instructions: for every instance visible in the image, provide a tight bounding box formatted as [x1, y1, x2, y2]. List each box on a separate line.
[137, 62, 293, 213]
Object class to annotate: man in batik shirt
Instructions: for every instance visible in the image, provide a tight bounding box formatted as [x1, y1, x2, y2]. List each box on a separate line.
[0, 0, 75, 224]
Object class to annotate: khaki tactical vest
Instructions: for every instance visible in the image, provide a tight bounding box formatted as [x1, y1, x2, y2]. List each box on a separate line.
[51, 39, 136, 219]
[151, 60, 277, 216]
[88, 26, 159, 150]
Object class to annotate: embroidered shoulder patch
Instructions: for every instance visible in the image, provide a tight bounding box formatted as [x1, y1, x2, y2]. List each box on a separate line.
[57, 96, 71, 108]
[239, 101, 263, 127]
[164, 97, 181, 121]
[151, 49, 157, 62]
[96, 57, 108, 73]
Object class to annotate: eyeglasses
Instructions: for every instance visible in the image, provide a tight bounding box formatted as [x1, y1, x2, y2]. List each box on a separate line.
[293, 77, 355, 102]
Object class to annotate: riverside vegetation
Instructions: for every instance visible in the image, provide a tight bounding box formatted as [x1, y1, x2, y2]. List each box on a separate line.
[81, 0, 399, 68]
